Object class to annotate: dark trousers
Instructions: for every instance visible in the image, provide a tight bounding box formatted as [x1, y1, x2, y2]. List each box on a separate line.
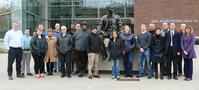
[184, 58, 193, 79]
[59, 52, 71, 75]
[32, 53, 45, 74]
[177, 56, 183, 75]
[154, 59, 164, 76]
[46, 60, 54, 74]
[74, 50, 88, 74]
[7, 47, 23, 76]
[71, 50, 75, 72]
[166, 47, 178, 77]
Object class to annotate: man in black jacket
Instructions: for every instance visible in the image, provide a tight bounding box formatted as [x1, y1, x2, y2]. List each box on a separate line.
[87, 26, 102, 79]
[57, 26, 72, 78]
[165, 23, 181, 80]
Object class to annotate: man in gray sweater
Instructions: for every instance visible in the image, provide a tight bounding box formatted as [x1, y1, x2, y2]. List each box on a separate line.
[136, 23, 152, 79]
[73, 22, 91, 77]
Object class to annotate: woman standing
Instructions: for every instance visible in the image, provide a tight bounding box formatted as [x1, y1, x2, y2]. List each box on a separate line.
[44, 28, 57, 76]
[152, 28, 165, 80]
[181, 26, 197, 81]
[108, 31, 124, 80]
[120, 25, 135, 78]
[31, 28, 48, 78]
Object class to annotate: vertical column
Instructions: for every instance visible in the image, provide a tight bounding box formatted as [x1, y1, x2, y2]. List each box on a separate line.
[11, 0, 23, 30]
[43, 0, 48, 30]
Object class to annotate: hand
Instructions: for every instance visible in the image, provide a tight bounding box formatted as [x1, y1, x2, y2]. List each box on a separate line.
[184, 51, 188, 55]
[177, 52, 180, 56]
[88, 53, 91, 56]
[140, 48, 144, 53]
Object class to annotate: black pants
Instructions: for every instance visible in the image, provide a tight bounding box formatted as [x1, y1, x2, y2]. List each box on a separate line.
[7, 47, 23, 76]
[32, 53, 45, 74]
[70, 50, 75, 72]
[184, 58, 193, 79]
[166, 47, 178, 77]
[59, 52, 71, 75]
[46, 60, 54, 74]
[74, 50, 88, 74]
[177, 56, 183, 75]
[154, 60, 164, 76]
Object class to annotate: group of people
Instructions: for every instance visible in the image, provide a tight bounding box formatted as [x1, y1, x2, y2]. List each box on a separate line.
[3, 21, 197, 81]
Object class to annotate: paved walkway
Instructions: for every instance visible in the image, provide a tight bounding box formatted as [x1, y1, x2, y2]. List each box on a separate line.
[0, 46, 198, 90]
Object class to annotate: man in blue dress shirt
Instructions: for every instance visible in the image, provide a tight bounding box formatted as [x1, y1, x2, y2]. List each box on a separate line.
[4, 22, 25, 80]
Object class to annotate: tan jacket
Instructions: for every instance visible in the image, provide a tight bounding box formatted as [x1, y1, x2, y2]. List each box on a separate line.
[44, 36, 57, 62]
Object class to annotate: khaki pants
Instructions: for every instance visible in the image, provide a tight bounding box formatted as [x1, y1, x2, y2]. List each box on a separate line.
[21, 50, 31, 74]
[88, 53, 99, 76]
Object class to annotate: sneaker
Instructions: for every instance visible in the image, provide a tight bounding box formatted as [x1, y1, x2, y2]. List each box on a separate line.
[36, 74, 40, 78]
[116, 76, 120, 80]
[40, 74, 45, 78]
[112, 76, 115, 79]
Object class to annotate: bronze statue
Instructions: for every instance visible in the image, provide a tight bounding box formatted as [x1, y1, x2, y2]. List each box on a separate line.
[99, 5, 122, 60]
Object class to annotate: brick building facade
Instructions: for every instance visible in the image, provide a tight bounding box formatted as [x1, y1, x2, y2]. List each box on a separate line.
[134, 0, 199, 35]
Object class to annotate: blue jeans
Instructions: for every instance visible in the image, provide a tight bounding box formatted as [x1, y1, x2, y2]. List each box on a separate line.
[112, 59, 120, 77]
[138, 48, 152, 77]
[124, 51, 133, 76]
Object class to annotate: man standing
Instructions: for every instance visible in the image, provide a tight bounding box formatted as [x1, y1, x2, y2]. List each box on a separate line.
[165, 23, 181, 80]
[57, 26, 72, 78]
[161, 22, 169, 37]
[21, 29, 33, 77]
[136, 23, 152, 79]
[53, 23, 61, 72]
[87, 26, 102, 79]
[4, 22, 24, 80]
[73, 22, 90, 77]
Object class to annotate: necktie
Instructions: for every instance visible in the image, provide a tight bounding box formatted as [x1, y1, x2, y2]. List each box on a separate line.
[170, 30, 173, 46]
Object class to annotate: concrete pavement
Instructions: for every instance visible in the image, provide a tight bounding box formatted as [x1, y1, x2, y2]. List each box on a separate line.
[0, 46, 198, 90]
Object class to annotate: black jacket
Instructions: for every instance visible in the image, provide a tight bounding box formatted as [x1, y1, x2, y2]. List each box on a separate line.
[30, 35, 48, 54]
[57, 33, 72, 54]
[165, 30, 181, 55]
[108, 38, 124, 60]
[152, 34, 165, 58]
[87, 32, 102, 53]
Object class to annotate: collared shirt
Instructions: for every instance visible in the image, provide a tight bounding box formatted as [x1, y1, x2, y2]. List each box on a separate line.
[4, 29, 23, 49]
[22, 35, 32, 49]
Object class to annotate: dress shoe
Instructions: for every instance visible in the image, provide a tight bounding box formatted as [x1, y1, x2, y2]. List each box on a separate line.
[88, 76, 92, 79]
[8, 76, 13, 80]
[27, 73, 33, 76]
[61, 75, 66, 78]
[67, 74, 71, 78]
[17, 74, 25, 78]
[173, 76, 178, 80]
[93, 75, 100, 78]
[167, 76, 171, 79]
